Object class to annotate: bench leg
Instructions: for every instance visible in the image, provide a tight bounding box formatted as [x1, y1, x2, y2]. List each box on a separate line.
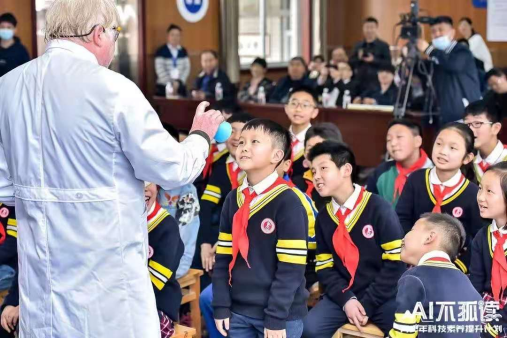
[190, 278, 201, 338]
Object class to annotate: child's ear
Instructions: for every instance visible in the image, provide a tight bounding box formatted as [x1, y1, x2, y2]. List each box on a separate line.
[463, 152, 475, 166]
[423, 231, 437, 245]
[340, 163, 353, 178]
[414, 135, 423, 149]
[492, 122, 502, 136]
[272, 149, 284, 164]
[311, 108, 319, 119]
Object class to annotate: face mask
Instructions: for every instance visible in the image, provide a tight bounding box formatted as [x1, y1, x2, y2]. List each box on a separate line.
[0, 29, 14, 41]
[432, 35, 452, 50]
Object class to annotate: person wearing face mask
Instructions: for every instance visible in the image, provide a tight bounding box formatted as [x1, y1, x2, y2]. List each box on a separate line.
[0, 0, 225, 337]
[417, 16, 481, 125]
[0, 13, 30, 78]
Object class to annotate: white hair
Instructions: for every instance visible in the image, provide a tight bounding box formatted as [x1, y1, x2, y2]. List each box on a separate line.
[44, 0, 120, 42]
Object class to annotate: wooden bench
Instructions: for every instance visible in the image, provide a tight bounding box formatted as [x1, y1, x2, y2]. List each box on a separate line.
[177, 269, 204, 338]
[333, 323, 384, 338]
[172, 324, 197, 338]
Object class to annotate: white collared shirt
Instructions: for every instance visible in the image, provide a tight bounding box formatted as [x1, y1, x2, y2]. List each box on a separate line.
[289, 124, 311, 156]
[167, 44, 181, 59]
[239, 171, 280, 206]
[429, 167, 463, 199]
[418, 250, 451, 266]
[332, 184, 362, 216]
[476, 141, 507, 166]
[216, 142, 227, 153]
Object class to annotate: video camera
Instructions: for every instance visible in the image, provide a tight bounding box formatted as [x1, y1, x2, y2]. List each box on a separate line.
[398, 0, 434, 43]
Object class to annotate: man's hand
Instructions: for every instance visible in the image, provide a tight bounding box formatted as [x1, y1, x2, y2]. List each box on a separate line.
[1, 305, 19, 333]
[363, 98, 377, 105]
[191, 90, 206, 100]
[352, 97, 362, 104]
[344, 299, 367, 332]
[201, 243, 216, 272]
[417, 39, 430, 53]
[190, 101, 224, 142]
[214, 318, 229, 337]
[362, 53, 374, 63]
[264, 328, 287, 338]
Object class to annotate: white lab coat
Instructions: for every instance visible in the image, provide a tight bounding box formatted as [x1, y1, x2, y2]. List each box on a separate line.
[0, 40, 209, 337]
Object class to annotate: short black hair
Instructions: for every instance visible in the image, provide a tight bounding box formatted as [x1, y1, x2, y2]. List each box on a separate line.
[364, 17, 379, 26]
[212, 99, 241, 115]
[202, 50, 218, 59]
[485, 68, 506, 82]
[459, 17, 473, 25]
[431, 16, 453, 27]
[282, 128, 293, 162]
[378, 63, 396, 74]
[252, 57, 267, 69]
[308, 141, 357, 181]
[290, 56, 308, 70]
[0, 13, 17, 27]
[312, 55, 325, 63]
[464, 100, 501, 123]
[167, 24, 182, 33]
[288, 85, 319, 105]
[419, 213, 466, 261]
[227, 112, 255, 125]
[242, 119, 290, 161]
[162, 122, 179, 141]
[305, 123, 343, 146]
[387, 119, 423, 138]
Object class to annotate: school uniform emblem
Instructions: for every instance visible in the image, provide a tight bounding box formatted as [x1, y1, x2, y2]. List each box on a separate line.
[261, 218, 276, 234]
[0, 208, 8, 218]
[362, 225, 374, 239]
[453, 207, 463, 218]
[148, 246, 154, 259]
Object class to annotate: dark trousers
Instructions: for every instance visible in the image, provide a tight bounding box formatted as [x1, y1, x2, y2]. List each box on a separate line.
[229, 312, 304, 338]
[302, 295, 396, 338]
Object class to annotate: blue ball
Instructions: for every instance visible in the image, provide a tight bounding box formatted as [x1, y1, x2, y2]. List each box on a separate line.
[214, 121, 232, 143]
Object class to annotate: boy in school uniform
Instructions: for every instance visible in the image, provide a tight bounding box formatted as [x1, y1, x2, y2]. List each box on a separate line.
[212, 119, 309, 338]
[464, 100, 507, 183]
[292, 122, 343, 211]
[390, 213, 482, 338]
[302, 141, 406, 338]
[145, 182, 185, 338]
[367, 119, 432, 207]
[198, 113, 254, 281]
[285, 86, 320, 178]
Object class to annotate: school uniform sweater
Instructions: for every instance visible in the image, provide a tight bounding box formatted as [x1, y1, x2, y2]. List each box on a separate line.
[0, 204, 17, 269]
[390, 251, 482, 338]
[473, 141, 507, 183]
[212, 172, 310, 330]
[155, 44, 191, 84]
[292, 170, 330, 212]
[148, 202, 185, 322]
[315, 185, 406, 317]
[396, 168, 486, 273]
[367, 157, 433, 207]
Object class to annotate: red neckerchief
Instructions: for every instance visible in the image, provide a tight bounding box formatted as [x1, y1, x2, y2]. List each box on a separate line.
[432, 174, 465, 213]
[228, 162, 242, 189]
[393, 150, 429, 202]
[202, 143, 219, 179]
[492, 229, 507, 308]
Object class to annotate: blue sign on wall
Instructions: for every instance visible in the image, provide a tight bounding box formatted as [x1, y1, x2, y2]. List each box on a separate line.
[177, 0, 209, 23]
[472, 0, 487, 8]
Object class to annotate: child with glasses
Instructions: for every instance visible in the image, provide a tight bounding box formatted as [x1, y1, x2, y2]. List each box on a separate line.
[284, 86, 320, 178]
[464, 100, 507, 183]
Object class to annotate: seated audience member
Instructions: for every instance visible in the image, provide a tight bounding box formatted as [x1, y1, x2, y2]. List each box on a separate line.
[320, 62, 360, 107]
[0, 13, 30, 77]
[458, 17, 493, 72]
[470, 163, 507, 338]
[354, 64, 398, 106]
[308, 55, 326, 80]
[157, 123, 200, 279]
[292, 122, 343, 211]
[302, 141, 405, 337]
[349, 17, 391, 90]
[269, 56, 316, 104]
[391, 213, 482, 338]
[367, 119, 432, 207]
[464, 100, 507, 183]
[145, 182, 185, 337]
[155, 24, 190, 97]
[237, 57, 274, 103]
[192, 50, 233, 101]
[484, 68, 507, 119]
[330, 46, 349, 65]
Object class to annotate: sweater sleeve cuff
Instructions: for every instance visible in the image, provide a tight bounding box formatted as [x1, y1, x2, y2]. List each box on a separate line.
[359, 297, 376, 318]
[213, 307, 231, 320]
[330, 289, 356, 309]
[264, 315, 286, 331]
[189, 130, 211, 148]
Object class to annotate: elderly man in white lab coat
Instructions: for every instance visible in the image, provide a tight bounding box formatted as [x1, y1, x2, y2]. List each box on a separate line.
[0, 0, 224, 337]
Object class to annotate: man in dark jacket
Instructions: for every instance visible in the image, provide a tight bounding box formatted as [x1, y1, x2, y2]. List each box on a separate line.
[417, 16, 481, 124]
[269, 57, 316, 104]
[0, 13, 30, 77]
[192, 50, 234, 101]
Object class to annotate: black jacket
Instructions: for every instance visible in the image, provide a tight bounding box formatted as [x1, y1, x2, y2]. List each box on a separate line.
[425, 42, 481, 123]
[193, 69, 234, 101]
[349, 38, 391, 90]
[0, 37, 30, 77]
[269, 76, 316, 104]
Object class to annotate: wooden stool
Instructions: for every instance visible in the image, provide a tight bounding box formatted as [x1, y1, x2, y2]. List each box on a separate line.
[333, 323, 384, 338]
[172, 324, 197, 338]
[177, 269, 204, 338]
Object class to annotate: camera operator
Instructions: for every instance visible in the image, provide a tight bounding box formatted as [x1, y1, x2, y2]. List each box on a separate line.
[416, 16, 481, 124]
